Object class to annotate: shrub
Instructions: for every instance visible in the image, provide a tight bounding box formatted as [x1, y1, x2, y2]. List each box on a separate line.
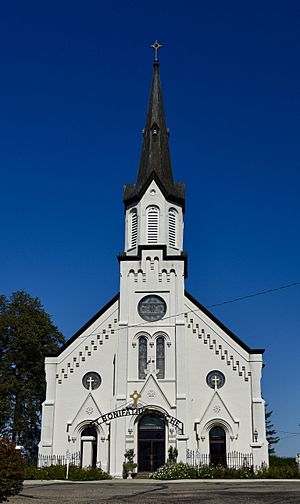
[254, 456, 300, 479]
[0, 437, 25, 502]
[23, 463, 112, 481]
[24, 464, 66, 480]
[150, 462, 256, 480]
[150, 459, 300, 480]
[69, 466, 112, 481]
[25, 464, 111, 481]
[150, 462, 199, 480]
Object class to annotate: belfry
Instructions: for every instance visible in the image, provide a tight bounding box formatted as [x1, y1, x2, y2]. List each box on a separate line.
[39, 45, 269, 476]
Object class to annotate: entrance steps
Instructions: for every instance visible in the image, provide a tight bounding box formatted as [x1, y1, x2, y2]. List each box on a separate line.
[134, 472, 151, 479]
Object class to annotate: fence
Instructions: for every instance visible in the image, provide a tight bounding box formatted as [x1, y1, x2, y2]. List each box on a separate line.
[186, 449, 253, 469]
[38, 452, 81, 467]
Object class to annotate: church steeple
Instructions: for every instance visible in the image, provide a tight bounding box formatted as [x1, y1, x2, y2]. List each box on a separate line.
[124, 44, 185, 210]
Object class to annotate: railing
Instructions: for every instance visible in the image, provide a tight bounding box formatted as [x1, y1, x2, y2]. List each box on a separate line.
[38, 452, 81, 467]
[186, 449, 253, 469]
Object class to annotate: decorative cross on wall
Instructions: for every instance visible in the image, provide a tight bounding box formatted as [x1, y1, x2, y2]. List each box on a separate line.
[212, 375, 220, 390]
[87, 376, 95, 391]
[130, 390, 141, 407]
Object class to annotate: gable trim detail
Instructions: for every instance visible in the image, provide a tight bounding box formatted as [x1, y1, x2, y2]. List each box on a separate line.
[185, 290, 264, 355]
[54, 293, 119, 356]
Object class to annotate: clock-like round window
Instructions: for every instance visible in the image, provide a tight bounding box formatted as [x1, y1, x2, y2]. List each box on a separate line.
[82, 372, 102, 390]
[138, 295, 167, 322]
[206, 370, 225, 389]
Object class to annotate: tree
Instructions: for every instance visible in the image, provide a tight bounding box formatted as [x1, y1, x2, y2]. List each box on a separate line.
[0, 291, 64, 459]
[0, 436, 24, 501]
[265, 404, 280, 455]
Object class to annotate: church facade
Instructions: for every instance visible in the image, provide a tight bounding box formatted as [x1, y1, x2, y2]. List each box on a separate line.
[39, 53, 269, 476]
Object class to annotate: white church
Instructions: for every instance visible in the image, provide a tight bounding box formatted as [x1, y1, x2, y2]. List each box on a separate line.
[39, 47, 269, 476]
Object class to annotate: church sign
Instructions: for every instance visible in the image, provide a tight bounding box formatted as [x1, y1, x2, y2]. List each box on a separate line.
[92, 406, 184, 434]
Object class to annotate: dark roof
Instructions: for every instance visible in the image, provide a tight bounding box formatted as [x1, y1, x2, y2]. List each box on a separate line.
[124, 62, 185, 209]
[53, 293, 119, 356]
[185, 290, 265, 355]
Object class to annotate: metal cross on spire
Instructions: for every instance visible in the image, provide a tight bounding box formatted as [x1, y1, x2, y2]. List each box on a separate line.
[150, 40, 163, 62]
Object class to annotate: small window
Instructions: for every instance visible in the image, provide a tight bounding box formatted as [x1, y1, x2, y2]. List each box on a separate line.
[129, 209, 138, 248]
[206, 370, 225, 389]
[138, 337, 147, 379]
[168, 208, 178, 248]
[147, 206, 159, 243]
[156, 337, 165, 379]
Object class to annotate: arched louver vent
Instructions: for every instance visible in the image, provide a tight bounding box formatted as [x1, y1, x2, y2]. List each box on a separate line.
[147, 206, 159, 244]
[168, 208, 178, 248]
[130, 209, 138, 248]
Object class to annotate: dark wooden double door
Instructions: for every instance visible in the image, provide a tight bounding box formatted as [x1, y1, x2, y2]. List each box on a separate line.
[209, 426, 226, 466]
[138, 414, 165, 472]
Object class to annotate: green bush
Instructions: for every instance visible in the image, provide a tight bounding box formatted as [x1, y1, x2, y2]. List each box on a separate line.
[150, 459, 300, 480]
[150, 462, 199, 480]
[269, 455, 298, 468]
[24, 463, 66, 480]
[24, 463, 112, 481]
[69, 466, 112, 481]
[0, 437, 25, 502]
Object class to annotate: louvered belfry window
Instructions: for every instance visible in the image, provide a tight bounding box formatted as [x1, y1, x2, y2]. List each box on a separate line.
[138, 337, 147, 379]
[130, 209, 138, 248]
[168, 208, 178, 248]
[147, 206, 159, 243]
[156, 337, 165, 379]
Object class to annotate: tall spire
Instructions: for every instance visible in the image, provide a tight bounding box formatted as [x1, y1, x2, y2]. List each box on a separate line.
[124, 43, 185, 209]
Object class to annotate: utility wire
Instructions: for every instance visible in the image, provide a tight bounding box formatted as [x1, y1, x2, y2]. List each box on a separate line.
[82, 280, 300, 337]
[207, 281, 300, 308]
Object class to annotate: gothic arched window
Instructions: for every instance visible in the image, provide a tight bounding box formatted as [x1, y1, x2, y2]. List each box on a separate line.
[156, 336, 165, 379]
[129, 208, 138, 248]
[168, 208, 178, 248]
[147, 206, 159, 244]
[138, 337, 147, 379]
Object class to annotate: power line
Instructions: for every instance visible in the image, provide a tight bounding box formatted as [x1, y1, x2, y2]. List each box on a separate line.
[207, 281, 300, 308]
[85, 280, 300, 337]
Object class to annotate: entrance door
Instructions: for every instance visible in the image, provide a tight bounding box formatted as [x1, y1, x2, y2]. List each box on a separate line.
[138, 414, 165, 472]
[209, 426, 226, 466]
[81, 426, 97, 467]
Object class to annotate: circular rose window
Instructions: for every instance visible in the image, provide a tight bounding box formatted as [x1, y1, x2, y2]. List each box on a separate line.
[138, 295, 167, 322]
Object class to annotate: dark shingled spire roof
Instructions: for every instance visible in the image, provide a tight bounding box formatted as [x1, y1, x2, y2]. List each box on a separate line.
[124, 61, 185, 210]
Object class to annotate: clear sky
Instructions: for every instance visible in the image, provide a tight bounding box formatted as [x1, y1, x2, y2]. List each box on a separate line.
[1, 0, 299, 457]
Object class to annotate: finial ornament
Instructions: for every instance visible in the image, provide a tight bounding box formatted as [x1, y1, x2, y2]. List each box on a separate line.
[150, 40, 163, 62]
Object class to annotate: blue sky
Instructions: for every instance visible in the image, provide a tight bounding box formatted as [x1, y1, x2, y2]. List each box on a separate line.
[1, 1, 299, 456]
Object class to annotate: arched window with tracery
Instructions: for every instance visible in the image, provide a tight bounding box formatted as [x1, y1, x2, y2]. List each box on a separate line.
[168, 208, 178, 248]
[156, 336, 165, 379]
[129, 208, 138, 248]
[147, 206, 159, 243]
[138, 336, 147, 379]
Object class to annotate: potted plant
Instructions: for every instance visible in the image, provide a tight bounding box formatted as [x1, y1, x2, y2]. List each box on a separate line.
[168, 445, 178, 463]
[123, 449, 137, 479]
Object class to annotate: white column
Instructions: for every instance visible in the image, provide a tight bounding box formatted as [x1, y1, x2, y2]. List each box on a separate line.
[39, 359, 57, 458]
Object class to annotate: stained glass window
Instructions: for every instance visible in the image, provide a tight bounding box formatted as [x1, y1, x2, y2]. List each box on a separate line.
[156, 337, 165, 379]
[139, 337, 147, 379]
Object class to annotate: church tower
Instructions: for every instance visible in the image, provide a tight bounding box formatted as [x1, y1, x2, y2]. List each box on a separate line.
[112, 52, 189, 474]
[39, 45, 269, 477]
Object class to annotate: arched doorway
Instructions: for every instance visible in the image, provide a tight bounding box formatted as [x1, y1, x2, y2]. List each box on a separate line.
[209, 426, 226, 466]
[81, 426, 97, 468]
[138, 413, 165, 472]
